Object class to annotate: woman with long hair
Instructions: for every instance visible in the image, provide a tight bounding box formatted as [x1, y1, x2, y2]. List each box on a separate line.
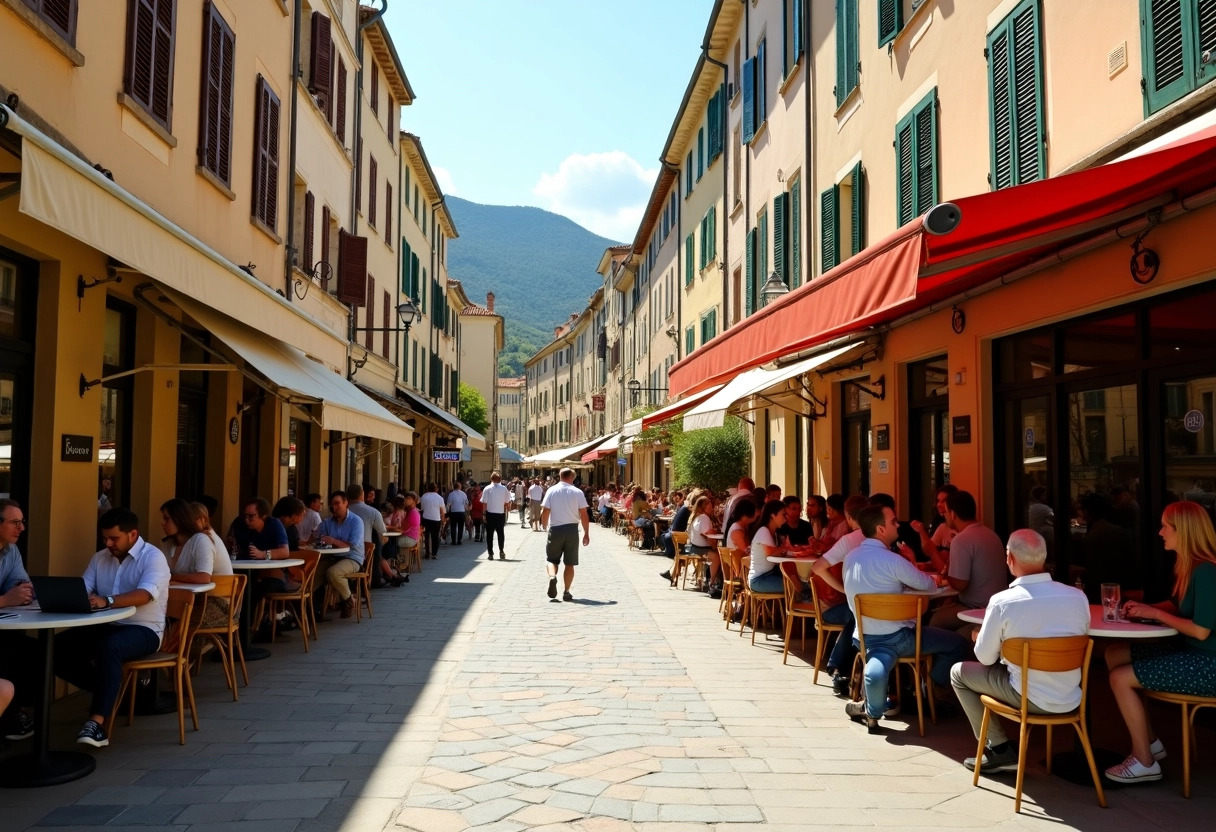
[724, 498, 758, 556]
[746, 500, 788, 594]
[162, 498, 231, 628]
[806, 495, 828, 540]
[1104, 500, 1216, 784]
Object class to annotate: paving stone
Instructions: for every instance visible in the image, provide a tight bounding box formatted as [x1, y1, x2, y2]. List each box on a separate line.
[109, 804, 186, 826]
[460, 797, 526, 826]
[244, 798, 330, 819]
[34, 804, 127, 826]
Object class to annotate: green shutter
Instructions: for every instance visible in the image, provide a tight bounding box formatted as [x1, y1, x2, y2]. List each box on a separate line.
[915, 95, 938, 216]
[685, 152, 694, 195]
[755, 39, 767, 130]
[758, 211, 769, 286]
[411, 253, 420, 300]
[685, 326, 695, 355]
[773, 193, 788, 284]
[820, 186, 839, 272]
[708, 308, 717, 339]
[790, 184, 802, 288]
[401, 240, 411, 293]
[744, 228, 756, 316]
[835, 0, 859, 106]
[895, 90, 936, 224]
[707, 205, 716, 261]
[742, 56, 756, 142]
[450, 370, 458, 409]
[878, 0, 903, 47]
[896, 114, 914, 224]
[1141, 0, 1191, 113]
[421, 268, 427, 312]
[850, 162, 865, 256]
[989, 23, 1014, 190]
[1198, 0, 1216, 85]
[988, 0, 1044, 190]
[697, 127, 705, 181]
[794, 0, 804, 58]
[685, 233, 695, 285]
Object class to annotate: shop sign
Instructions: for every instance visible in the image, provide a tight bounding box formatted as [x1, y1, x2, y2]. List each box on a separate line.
[1184, 409, 1205, 434]
[591, 395, 605, 411]
[1024, 427, 1035, 449]
[432, 449, 460, 462]
[229, 417, 240, 444]
[617, 457, 627, 466]
[60, 434, 93, 462]
[874, 424, 890, 451]
[952, 415, 972, 445]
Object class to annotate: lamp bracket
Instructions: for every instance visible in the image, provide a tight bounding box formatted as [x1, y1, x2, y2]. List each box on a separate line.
[294, 260, 333, 300]
[844, 375, 886, 401]
[77, 271, 123, 311]
[347, 347, 370, 380]
[1130, 208, 1162, 284]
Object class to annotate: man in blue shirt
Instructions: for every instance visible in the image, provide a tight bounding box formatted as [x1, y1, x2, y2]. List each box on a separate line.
[0, 498, 36, 741]
[316, 490, 365, 618]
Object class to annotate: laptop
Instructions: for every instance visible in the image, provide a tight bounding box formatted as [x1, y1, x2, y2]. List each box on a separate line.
[30, 576, 102, 614]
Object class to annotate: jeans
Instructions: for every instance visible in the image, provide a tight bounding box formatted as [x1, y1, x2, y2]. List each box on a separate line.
[854, 625, 971, 719]
[485, 512, 506, 554]
[660, 530, 675, 558]
[748, 567, 785, 595]
[422, 518, 442, 557]
[821, 603, 855, 673]
[448, 512, 466, 544]
[53, 623, 160, 719]
[951, 661, 1053, 746]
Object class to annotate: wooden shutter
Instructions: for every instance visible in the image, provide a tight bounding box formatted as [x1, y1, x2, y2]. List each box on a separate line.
[1011, 3, 1044, 185]
[1199, 0, 1216, 84]
[371, 63, 379, 115]
[790, 183, 802, 288]
[303, 190, 315, 270]
[685, 233, 694, 285]
[707, 205, 716, 261]
[124, 0, 176, 128]
[26, 0, 78, 43]
[989, 22, 1014, 190]
[400, 240, 411, 293]
[385, 181, 393, 244]
[742, 56, 755, 142]
[251, 75, 281, 230]
[878, 0, 902, 46]
[1143, 0, 1190, 112]
[324, 43, 334, 123]
[365, 276, 375, 349]
[895, 114, 915, 224]
[685, 327, 694, 356]
[835, 0, 858, 106]
[773, 192, 788, 284]
[744, 228, 756, 316]
[320, 204, 331, 277]
[336, 230, 368, 305]
[369, 155, 378, 226]
[198, 1, 235, 184]
[820, 186, 839, 272]
[355, 137, 362, 211]
[758, 210, 769, 285]
[755, 39, 766, 128]
[706, 88, 720, 160]
[309, 12, 332, 105]
[793, 0, 803, 57]
[410, 252, 420, 300]
[335, 57, 347, 143]
[850, 162, 865, 256]
[915, 98, 937, 216]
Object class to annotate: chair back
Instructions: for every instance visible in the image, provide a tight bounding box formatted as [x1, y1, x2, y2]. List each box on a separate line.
[161, 588, 197, 658]
[854, 593, 927, 655]
[293, 550, 322, 592]
[672, 531, 689, 548]
[202, 573, 245, 633]
[718, 547, 735, 583]
[1002, 635, 1093, 716]
[780, 562, 803, 611]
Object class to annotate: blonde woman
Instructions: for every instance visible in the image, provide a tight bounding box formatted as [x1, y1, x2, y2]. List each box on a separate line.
[1104, 500, 1216, 784]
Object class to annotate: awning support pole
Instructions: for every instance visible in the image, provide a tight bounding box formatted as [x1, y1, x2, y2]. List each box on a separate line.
[79, 364, 236, 397]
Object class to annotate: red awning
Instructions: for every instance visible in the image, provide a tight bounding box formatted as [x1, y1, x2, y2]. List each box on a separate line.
[668, 124, 1216, 397]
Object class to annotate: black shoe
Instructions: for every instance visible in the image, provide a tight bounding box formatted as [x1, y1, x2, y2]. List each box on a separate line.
[76, 720, 108, 748]
[562, 591, 573, 602]
[487, 552, 495, 559]
[659, 570, 672, 582]
[709, 586, 723, 600]
[547, 577, 557, 599]
[831, 672, 850, 696]
[845, 701, 880, 734]
[499, 553, 505, 560]
[4, 711, 34, 741]
[963, 744, 1019, 774]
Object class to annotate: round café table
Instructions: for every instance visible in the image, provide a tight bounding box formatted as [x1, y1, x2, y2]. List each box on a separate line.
[770, 554, 819, 580]
[170, 581, 216, 593]
[0, 604, 135, 787]
[231, 558, 304, 661]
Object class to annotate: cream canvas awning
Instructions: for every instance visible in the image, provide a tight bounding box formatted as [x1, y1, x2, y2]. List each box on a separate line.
[172, 293, 412, 445]
[683, 343, 858, 431]
[523, 436, 604, 465]
[6, 105, 347, 370]
[396, 388, 486, 450]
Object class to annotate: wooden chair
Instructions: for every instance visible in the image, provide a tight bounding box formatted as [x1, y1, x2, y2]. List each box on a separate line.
[974, 636, 1106, 813]
[1142, 689, 1216, 797]
[400, 540, 422, 574]
[256, 551, 321, 651]
[779, 562, 843, 678]
[807, 575, 846, 685]
[743, 567, 785, 646]
[852, 593, 936, 736]
[670, 533, 704, 589]
[110, 588, 199, 745]
[193, 574, 248, 700]
[719, 548, 745, 623]
[324, 553, 373, 622]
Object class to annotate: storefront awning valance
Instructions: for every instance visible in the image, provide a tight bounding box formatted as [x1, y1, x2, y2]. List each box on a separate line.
[580, 433, 620, 463]
[3, 104, 348, 372]
[170, 293, 412, 445]
[683, 342, 859, 431]
[668, 124, 1216, 397]
[524, 436, 604, 465]
[395, 387, 486, 450]
[641, 385, 725, 430]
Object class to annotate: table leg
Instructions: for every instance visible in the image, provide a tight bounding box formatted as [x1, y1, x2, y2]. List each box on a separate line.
[240, 574, 270, 661]
[0, 630, 96, 787]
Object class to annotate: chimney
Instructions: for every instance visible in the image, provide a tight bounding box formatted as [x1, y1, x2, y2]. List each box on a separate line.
[486, 292, 495, 312]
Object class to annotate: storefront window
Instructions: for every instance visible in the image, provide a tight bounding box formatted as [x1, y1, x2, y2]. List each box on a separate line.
[175, 337, 208, 500]
[0, 259, 22, 341]
[100, 302, 134, 512]
[842, 380, 872, 498]
[1061, 314, 1137, 374]
[288, 418, 312, 497]
[0, 251, 34, 521]
[1163, 374, 1216, 523]
[997, 331, 1052, 384]
[1150, 291, 1216, 360]
[908, 357, 949, 524]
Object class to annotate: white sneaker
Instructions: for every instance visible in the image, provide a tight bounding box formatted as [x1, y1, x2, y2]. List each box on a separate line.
[1150, 738, 1167, 761]
[1105, 754, 1162, 783]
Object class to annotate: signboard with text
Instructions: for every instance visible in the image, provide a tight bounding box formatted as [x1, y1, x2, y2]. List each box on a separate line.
[591, 395, 605, 412]
[61, 434, 94, 462]
[432, 449, 460, 462]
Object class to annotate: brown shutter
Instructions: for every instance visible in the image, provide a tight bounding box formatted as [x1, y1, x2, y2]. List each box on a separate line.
[335, 57, 347, 144]
[385, 182, 392, 244]
[251, 75, 281, 230]
[382, 289, 390, 358]
[336, 230, 368, 305]
[325, 42, 334, 123]
[124, 0, 176, 128]
[369, 155, 378, 226]
[29, 0, 78, 44]
[370, 63, 379, 115]
[308, 12, 332, 106]
[365, 276, 375, 349]
[355, 137, 362, 212]
[198, 1, 234, 183]
[303, 190, 315, 270]
[320, 204, 331, 280]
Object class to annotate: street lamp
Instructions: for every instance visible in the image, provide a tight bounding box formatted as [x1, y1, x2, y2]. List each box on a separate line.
[352, 297, 419, 336]
[760, 270, 790, 307]
[626, 378, 667, 407]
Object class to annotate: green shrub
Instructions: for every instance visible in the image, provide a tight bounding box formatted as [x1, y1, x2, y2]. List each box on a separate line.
[671, 417, 749, 494]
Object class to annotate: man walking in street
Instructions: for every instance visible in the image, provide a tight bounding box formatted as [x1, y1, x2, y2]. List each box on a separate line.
[541, 468, 590, 602]
[527, 478, 545, 531]
[418, 483, 445, 559]
[446, 482, 469, 545]
[481, 472, 510, 560]
[513, 478, 527, 526]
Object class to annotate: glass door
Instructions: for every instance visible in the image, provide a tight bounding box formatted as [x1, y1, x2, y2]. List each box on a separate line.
[1000, 395, 1055, 569]
[1162, 373, 1216, 521]
[842, 381, 872, 497]
[908, 357, 949, 524]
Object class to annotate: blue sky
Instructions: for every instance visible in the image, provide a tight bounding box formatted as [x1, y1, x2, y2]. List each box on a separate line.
[383, 0, 711, 241]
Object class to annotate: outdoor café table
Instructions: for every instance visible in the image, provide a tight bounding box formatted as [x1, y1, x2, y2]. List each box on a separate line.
[705, 532, 724, 541]
[0, 604, 134, 787]
[381, 531, 402, 538]
[170, 581, 216, 593]
[770, 554, 819, 579]
[231, 558, 304, 661]
[956, 603, 1177, 785]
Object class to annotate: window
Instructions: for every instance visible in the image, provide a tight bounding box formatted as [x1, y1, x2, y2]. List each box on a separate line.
[697, 127, 705, 181]
[385, 182, 392, 244]
[308, 11, 331, 111]
[1140, 0, 1216, 114]
[834, 0, 859, 107]
[368, 155, 378, 227]
[742, 39, 768, 142]
[251, 75, 282, 232]
[198, 2, 235, 185]
[732, 126, 743, 205]
[124, 0, 178, 130]
[789, 177, 802, 288]
[895, 89, 937, 225]
[685, 325, 695, 356]
[784, 0, 803, 76]
[335, 57, 347, 144]
[302, 190, 314, 270]
[878, 0, 904, 47]
[988, 0, 1044, 189]
[733, 41, 742, 98]
[685, 151, 693, 196]
[21, 0, 79, 44]
[707, 84, 725, 162]
[699, 206, 717, 270]
[821, 162, 864, 271]
[700, 308, 718, 346]
[370, 61, 379, 116]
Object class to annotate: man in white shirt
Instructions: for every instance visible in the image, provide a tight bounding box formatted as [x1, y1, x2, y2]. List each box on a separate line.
[951, 529, 1089, 773]
[53, 508, 171, 748]
[527, 479, 545, 531]
[596, 489, 612, 526]
[842, 505, 970, 732]
[298, 492, 323, 544]
[481, 472, 511, 560]
[446, 482, 470, 545]
[346, 484, 388, 585]
[418, 483, 446, 559]
[541, 468, 590, 602]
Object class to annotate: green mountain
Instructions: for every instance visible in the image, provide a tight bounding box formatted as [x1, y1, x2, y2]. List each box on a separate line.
[445, 196, 620, 377]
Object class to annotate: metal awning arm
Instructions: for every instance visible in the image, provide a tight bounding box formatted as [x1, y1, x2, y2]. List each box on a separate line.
[79, 364, 236, 397]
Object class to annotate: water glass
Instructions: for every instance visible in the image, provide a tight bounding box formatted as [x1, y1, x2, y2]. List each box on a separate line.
[1101, 583, 1121, 623]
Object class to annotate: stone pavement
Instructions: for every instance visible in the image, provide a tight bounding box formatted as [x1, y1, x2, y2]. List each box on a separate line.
[3, 518, 1215, 831]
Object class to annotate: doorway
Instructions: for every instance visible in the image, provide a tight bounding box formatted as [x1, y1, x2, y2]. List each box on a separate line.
[842, 380, 872, 497]
[0, 250, 35, 534]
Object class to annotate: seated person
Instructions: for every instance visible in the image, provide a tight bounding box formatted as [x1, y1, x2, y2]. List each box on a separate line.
[811, 495, 870, 691]
[630, 488, 656, 548]
[659, 491, 689, 560]
[315, 491, 366, 619]
[928, 491, 1010, 631]
[776, 496, 815, 548]
[53, 508, 170, 747]
[868, 493, 924, 563]
[805, 495, 829, 541]
[823, 494, 850, 545]
[387, 492, 421, 572]
[161, 498, 232, 629]
[950, 529, 1089, 773]
[842, 505, 970, 732]
[747, 502, 788, 595]
[1104, 500, 1216, 784]
[0, 498, 36, 741]
[910, 484, 960, 570]
[298, 492, 323, 544]
[231, 498, 290, 562]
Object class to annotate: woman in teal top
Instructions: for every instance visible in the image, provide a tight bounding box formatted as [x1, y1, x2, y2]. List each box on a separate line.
[1104, 500, 1216, 784]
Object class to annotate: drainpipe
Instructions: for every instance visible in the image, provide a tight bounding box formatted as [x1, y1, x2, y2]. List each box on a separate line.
[743, 0, 750, 318]
[351, 0, 388, 235]
[284, 0, 304, 300]
[803, 0, 814, 287]
[703, 44, 729, 331]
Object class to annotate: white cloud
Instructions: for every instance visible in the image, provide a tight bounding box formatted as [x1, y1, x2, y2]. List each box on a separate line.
[531, 151, 658, 241]
[433, 166, 457, 196]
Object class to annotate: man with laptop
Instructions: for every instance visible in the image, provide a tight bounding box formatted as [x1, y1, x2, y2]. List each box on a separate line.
[52, 507, 170, 748]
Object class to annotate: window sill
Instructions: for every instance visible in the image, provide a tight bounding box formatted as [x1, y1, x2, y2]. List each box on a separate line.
[730, 91, 740, 110]
[749, 120, 769, 146]
[196, 166, 236, 201]
[834, 86, 861, 121]
[1, 0, 84, 66]
[892, 0, 936, 51]
[778, 59, 802, 96]
[250, 215, 282, 245]
[730, 198, 744, 220]
[117, 93, 177, 148]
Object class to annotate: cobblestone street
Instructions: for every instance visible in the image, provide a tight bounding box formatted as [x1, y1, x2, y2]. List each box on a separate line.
[3, 521, 1215, 831]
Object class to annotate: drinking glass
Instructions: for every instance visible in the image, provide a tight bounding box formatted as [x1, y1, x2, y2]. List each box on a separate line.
[1101, 583, 1121, 623]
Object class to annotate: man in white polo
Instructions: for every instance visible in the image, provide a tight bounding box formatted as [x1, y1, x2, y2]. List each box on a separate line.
[480, 472, 510, 560]
[540, 468, 590, 602]
[527, 478, 545, 531]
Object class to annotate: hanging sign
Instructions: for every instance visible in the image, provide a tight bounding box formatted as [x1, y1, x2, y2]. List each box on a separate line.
[432, 449, 460, 462]
[591, 395, 605, 411]
[1184, 409, 1205, 434]
[229, 418, 240, 444]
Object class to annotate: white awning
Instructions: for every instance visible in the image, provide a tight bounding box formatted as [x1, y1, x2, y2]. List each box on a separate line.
[684, 342, 858, 431]
[396, 387, 486, 450]
[523, 436, 604, 465]
[170, 292, 412, 445]
[5, 104, 347, 370]
[620, 416, 644, 439]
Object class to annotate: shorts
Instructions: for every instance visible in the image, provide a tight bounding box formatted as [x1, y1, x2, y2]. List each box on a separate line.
[546, 523, 581, 566]
[529, 502, 543, 523]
